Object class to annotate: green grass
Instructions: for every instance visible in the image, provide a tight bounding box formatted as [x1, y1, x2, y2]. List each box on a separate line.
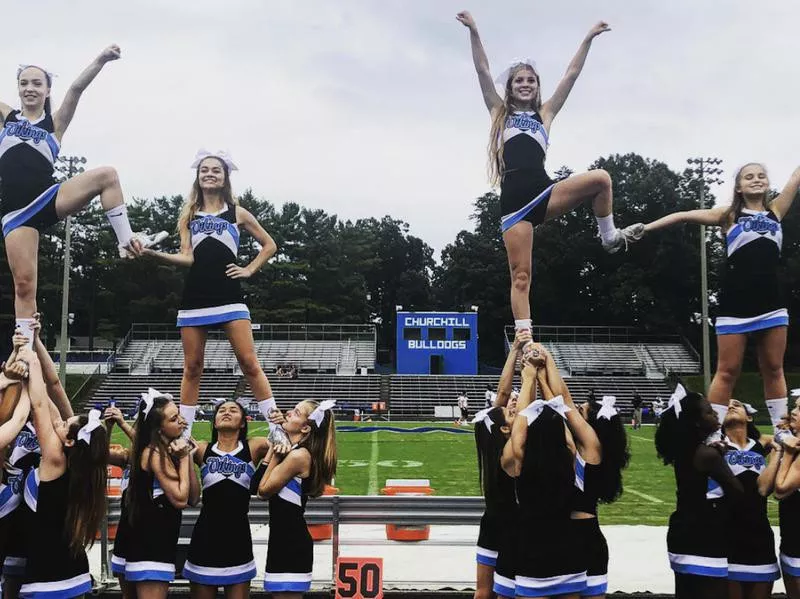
[111, 378, 790, 526]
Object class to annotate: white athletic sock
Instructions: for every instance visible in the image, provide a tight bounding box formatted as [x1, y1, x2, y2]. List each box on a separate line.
[105, 205, 134, 246]
[257, 397, 277, 420]
[514, 319, 532, 332]
[15, 318, 35, 349]
[180, 404, 198, 439]
[765, 397, 788, 428]
[711, 403, 728, 426]
[596, 214, 617, 244]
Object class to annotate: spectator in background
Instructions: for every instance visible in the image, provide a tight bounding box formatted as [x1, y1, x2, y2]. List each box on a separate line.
[484, 384, 496, 409]
[289, 364, 298, 380]
[652, 396, 665, 424]
[632, 390, 643, 429]
[457, 391, 470, 425]
[588, 388, 597, 405]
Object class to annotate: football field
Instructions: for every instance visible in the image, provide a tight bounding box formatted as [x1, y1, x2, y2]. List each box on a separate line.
[110, 420, 781, 526]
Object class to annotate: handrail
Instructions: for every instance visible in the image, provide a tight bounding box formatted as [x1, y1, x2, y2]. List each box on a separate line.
[99, 495, 488, 586]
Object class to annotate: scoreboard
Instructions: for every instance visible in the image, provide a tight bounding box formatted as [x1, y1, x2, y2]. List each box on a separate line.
[396, 311, 478, 375]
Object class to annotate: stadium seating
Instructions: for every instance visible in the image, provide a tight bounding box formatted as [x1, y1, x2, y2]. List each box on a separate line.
[240, 374, 382, 413]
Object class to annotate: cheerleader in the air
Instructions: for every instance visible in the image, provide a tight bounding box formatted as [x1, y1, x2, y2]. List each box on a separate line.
[257, 400, 337, 597]
[183, 399, 270, 597]
[642, 163, 800, 429]
[472, 332, 525, 599]
[139, 150, 279, 437]
[124, 391, 199, 596]
[456, 10, 644, 355]
[655, 384, 744, 599]
[720, 400, 781, 599]
[0, 49, 166, 345]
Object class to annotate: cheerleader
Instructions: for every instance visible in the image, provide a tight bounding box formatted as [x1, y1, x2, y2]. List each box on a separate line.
[104, 403, 135, 599]
[501, 348, 586, 598]
[540, 346, 630, 599]
[2, 317, 74, 598]
[0, 51, 166, 345]
[257, 400, 337, 597]
[183, 399, 269, 597]
[775, 396, 800, 598]
[721, 400, 781, 599]
[642, 163, 800, 427]
[456, 11, 644, 354]
[472, 332, 525, 599]
[139, 150, 278, 436]
[124, 391, 200, 597]
[15, 344, 109, 599]
[655, 384, 744, 599]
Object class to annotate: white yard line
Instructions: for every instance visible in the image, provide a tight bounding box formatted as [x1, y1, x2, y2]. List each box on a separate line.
[368, 431, 379, 495]
[625, 488, 664, 503]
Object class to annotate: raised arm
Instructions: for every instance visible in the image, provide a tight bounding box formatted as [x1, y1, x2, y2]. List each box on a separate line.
[456, 11, 502, 112]
[227, 207, 278, 280]
[149, 442, 194, 510]
[769, 166, 800, 221]
[29, 317, 73, 419]
[53, 45, 121, 139]
[18, 347, 65, 473]
[0, 385, 30, 450]
[494, 332, 525, 408]
[539, 349, 601, 464]
[643, 205, 728, 234]
[505, 360, 539, 476]
[775, 446, 800, 499]
[257, 447, 311, 499]
[141, 227, 193, 267]
[540, 22, 610, 126]
[757, 442, 782, 497]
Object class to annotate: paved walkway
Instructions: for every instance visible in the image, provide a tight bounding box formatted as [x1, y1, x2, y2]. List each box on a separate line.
[89, 524, 787, 594]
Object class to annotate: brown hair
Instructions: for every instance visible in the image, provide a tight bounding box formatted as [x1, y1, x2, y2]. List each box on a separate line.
[64, 416, 109, 556]
[721, 163, 770, 227]
[17, 65, 52, 115]
[297, 400, 337, 498]
[487, 64, 542, 186]
[177, 156, 238, 234]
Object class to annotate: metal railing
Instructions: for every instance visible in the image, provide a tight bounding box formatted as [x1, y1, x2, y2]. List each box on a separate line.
[504, 325, 688, 345]
[129, 322, 377, 343]
[99, 495, 485, 588]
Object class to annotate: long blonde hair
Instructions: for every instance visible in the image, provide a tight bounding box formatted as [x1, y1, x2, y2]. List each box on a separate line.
[298, 400, 337, 498]
[721, 163, 770, 228]
[487, 64, 542, 187]
[177, 156, 239, 233]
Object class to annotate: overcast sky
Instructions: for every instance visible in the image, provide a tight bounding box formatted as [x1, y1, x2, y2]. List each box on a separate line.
[5, 0, 799, 255]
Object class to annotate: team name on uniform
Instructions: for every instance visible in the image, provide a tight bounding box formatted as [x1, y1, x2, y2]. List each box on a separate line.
[726, 450, 766, 469]
[4, 121, 48, 144]
[206, 455, 248, 478]
[505, 114, 545, 135]
[738, 213, 779, 236]
[14, 431, 39, 451]
[191, 215, 229, 236]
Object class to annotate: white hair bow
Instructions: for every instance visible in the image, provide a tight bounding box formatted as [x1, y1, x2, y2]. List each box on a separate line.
[519, 395, 571, 425]
[494, 57, 538, 87]
[140, 387, 172, 419]
[471, 407, 494, 432]
[791, 389, 800, 398]
[668, 384, 687, 418]
[212, 397, 250, 409]
[742, 403, 758, 415]
[597, 396, 618, 420]
[310, 400, 336, 427]
[190, 148, 238, 171]
[77, 409, 103, 445]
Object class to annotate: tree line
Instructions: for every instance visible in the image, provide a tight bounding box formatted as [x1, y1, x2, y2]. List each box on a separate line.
[1, 152, 797, 367]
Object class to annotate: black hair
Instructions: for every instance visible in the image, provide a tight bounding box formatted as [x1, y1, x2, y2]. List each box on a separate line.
[210, 400, 248, 444]
[474, 408, 509, 501]
[521, 407, 574, 512]
[585, 400, 630, 503]
[655, 390, 717, 465]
